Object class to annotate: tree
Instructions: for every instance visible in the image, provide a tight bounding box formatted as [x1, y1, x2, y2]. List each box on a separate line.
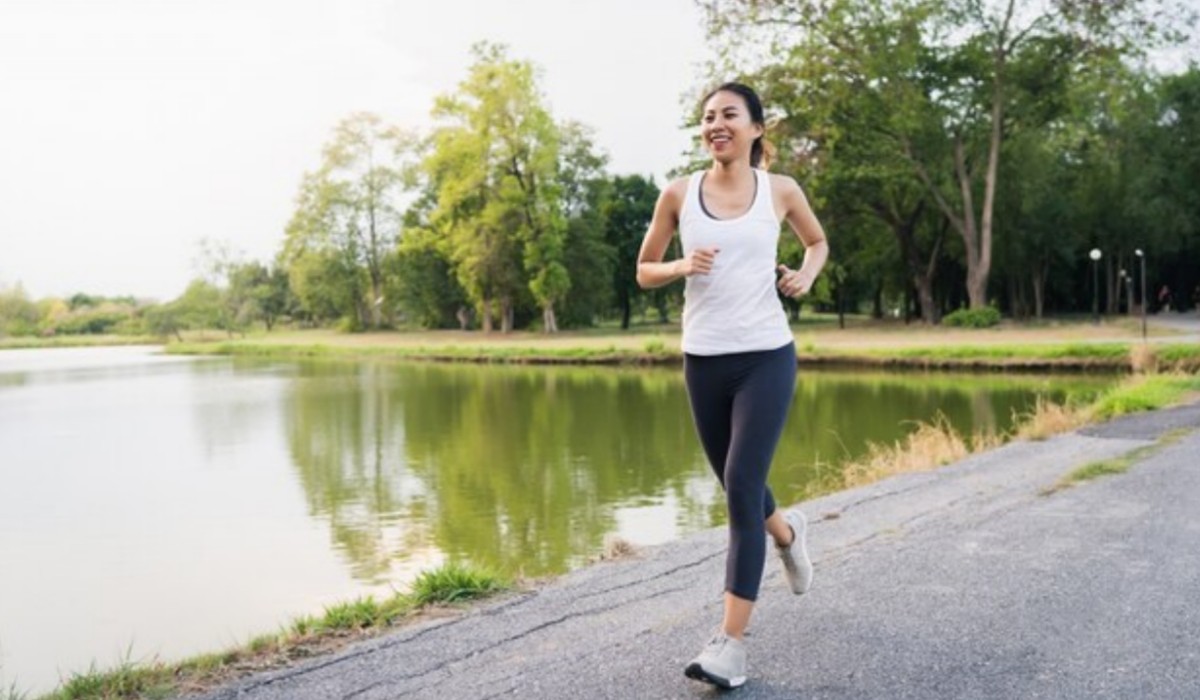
[602, 175, 659, 329]
[280, 114, 415, 330]
[281, 172, 371, 328]
[699, 0, 1191, 309]
[425, 43, 567, 332]
[556, 122, 616, 328]
[0, 283, 40, 336]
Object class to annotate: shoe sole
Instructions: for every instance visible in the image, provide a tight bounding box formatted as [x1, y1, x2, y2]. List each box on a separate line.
[684, 662, 746, 689]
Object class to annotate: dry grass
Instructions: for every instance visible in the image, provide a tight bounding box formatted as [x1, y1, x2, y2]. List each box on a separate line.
[840, 416, 999, 488]
[592, 535, 639, 563]
[1013, 396, 1088, 441]
[1129, 343, 1158, 373]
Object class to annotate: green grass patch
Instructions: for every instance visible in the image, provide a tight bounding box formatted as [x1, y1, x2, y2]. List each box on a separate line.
[1044, 430, 1189, 495]
[33, 563, 508, 700]
[166, 340, 678, 365]
[0, 335, 160, 350]
[168, 336, 1149, 370]
[1089, 374, 1200, 421]
[1064, 458, 1132, 483]
[882, 342, 1131, 361]
[1156, 343, 1200, 367]
[409, 562, 507, 605]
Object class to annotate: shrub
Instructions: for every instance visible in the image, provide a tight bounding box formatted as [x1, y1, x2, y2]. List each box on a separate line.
[941, 306, 1001, 328]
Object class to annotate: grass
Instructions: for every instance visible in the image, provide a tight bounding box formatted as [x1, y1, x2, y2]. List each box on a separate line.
[0, 335, 159, 350]
[34, 563, 507, 700]
[1088, 374, 1200, 421]
[1061, 457, 1133, 484]
[1041, 430, 1190, 495]
[835, 372, 1199, 492]
[160, 319, 1193, 371]
[165, 340, 670, 366]
[881, 342, 1132, 360]
[1013, 395, 1090, 441]
[838, 416, 1002, 488]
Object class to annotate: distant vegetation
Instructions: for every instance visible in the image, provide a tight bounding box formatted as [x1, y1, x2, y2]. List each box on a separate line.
[4, 2, 1198, 339]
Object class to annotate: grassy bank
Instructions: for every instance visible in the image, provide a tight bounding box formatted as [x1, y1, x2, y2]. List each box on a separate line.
[833, 373, 1200, 492]
[31, 563, 506, 700]
[0, 335, 159, 350]
[166, 332, 1200, 372]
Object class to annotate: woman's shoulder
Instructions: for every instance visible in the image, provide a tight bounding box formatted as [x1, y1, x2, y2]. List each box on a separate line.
[660, 176, 692, 205]
[766, 171, 802, 193]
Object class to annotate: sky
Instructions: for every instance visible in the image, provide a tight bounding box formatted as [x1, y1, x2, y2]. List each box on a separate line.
[0, 0, 713, 301]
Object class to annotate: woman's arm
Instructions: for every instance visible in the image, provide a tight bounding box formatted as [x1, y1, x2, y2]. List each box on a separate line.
[774, 175, 829, 298]
[636, 179, 717, 289]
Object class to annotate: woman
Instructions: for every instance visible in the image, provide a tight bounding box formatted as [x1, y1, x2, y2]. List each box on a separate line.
[636, 82, 829, 689]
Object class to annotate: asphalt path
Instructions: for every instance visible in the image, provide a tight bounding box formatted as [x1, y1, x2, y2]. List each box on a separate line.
[193, 402, 1200, 700]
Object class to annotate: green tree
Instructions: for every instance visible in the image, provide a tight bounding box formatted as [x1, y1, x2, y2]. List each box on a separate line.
[556, 121, 615, 328]
[425, 43, 567, 332]
[281, 173, 371, 328]
[700, 0, 1189, 309]
[280, 114, 415, 330]
[602, 175, 659, 329]
[0, 283, 41, 336]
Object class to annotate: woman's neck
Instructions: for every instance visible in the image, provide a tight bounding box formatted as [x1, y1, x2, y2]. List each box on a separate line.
[707, 159, 755, 185]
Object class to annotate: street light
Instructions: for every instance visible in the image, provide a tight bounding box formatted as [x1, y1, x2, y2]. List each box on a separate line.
[1135, 248, 1147, 341]
[1090, 248, 1102, 325]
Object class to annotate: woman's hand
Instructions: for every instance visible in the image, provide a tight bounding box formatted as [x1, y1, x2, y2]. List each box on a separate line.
[678, 247, 720, 276]
[776, 264, 813, 298]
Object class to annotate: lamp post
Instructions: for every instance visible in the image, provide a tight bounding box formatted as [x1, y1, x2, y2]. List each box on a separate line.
[1135, 248, 1147, 341]
[1090, 248, 1102, 325]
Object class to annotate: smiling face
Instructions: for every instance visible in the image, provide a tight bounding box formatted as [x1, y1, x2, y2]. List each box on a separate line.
[701, 90, 764, 166]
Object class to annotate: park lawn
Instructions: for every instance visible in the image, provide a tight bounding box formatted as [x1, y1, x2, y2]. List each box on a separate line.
[164, 316, 1195, 370]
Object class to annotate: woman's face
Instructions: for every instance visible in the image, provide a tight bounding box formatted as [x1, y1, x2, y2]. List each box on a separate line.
[701, 90, 763, 165]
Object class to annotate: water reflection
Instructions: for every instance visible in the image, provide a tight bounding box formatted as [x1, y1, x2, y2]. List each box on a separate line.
[278, 361, 1107, 580]
[0, 348, 1113, 694]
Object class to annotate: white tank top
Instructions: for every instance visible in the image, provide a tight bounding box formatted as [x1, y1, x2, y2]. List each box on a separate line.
[679, 169, 793, 355]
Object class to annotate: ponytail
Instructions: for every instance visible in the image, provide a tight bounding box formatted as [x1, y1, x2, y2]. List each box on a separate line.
[752, 137, 776, 170]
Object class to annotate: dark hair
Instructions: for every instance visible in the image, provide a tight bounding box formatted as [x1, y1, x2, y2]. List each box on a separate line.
[700, 82, 770, 168]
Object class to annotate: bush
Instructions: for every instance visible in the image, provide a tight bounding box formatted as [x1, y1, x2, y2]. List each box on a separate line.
[942, 306, 1002, 328]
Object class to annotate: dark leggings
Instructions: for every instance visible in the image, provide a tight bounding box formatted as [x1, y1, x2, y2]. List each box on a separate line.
[684, 342, 796, 602]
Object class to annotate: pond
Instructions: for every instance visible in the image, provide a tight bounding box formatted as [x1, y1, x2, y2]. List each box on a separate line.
[0, 346, 1114, 693]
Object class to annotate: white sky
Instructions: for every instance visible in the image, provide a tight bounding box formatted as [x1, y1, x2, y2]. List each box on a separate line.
[0, 0, 712, 301]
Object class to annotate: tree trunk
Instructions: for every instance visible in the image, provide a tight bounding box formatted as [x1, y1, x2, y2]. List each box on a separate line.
[481, 297, 493, 333]
[501, 297, 514, 333]
[872, 283, 884, 319]
[886, 199, 941, 325]
[837, 282, 846, 329]
[914, 278, 937, 325]
[370, 279, 383, 329]
[1032, 262, 1047, 320]
[543, 305, 558, 334]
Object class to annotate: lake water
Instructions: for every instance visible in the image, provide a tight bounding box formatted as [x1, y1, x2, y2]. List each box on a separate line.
[0, 346, 1113, 693]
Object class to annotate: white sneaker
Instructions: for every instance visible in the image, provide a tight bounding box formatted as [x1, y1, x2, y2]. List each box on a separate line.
[684, 633, 747, 689]
[778, 509, 813, 594]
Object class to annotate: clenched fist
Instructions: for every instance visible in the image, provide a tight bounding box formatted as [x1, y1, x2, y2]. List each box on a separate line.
[678, 247, 720, 276]
[776, 264, 813, 298]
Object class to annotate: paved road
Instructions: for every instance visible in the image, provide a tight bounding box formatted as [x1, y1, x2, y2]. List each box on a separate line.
[194, 403, 1200, 699]
[1149, 311, 1200, 339]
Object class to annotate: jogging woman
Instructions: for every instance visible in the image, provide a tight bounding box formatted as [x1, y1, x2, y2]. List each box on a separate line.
[636, 82, 829, 689]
